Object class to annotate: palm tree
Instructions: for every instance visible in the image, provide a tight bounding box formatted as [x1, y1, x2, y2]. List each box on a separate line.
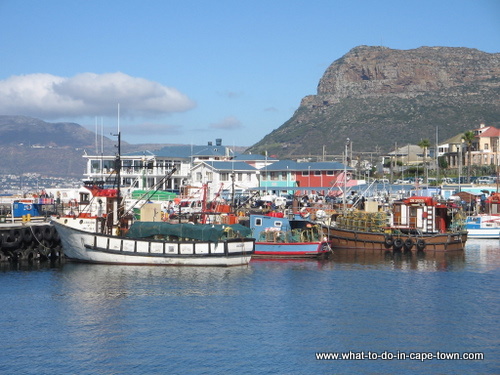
[462, 131, 475, 183]
[418, 139, 431, 183]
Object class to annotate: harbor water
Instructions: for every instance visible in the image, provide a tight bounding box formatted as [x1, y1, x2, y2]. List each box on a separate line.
[0, 240, 498, 374]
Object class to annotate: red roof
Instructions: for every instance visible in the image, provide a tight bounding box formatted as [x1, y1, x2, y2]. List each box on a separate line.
[477, 126, 500, 138]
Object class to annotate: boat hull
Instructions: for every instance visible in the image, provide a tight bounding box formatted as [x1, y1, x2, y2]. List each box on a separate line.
[327, 227, 467, 252]
[254, 241, 332, 258]
[52, 221, 254, 267]
[465, 229, 500, 239]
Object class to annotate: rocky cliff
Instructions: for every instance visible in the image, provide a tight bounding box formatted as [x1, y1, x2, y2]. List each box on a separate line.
[247, 46, 500, 158]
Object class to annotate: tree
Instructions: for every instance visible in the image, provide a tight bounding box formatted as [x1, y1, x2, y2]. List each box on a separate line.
[438, 156, 448, 169]
[462, 131, 475, 183]
[418, 139, 431, 183]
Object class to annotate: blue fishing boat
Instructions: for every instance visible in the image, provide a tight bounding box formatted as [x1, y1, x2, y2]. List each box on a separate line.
[465, 215, 500, 239]
[249, 212, 332, 258]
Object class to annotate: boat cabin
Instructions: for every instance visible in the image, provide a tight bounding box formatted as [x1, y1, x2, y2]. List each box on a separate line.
[392, 196, 457, 234]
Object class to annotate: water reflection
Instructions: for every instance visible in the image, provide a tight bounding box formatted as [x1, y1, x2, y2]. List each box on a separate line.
[2, 238, 498, 275]
[331, 248, 466, 271]
[0, 258, 63, 272]
[463, 239, 500, 272]
[47, 263, 256, 370]
[250, 239, 500, 272]
[250, 257, 333, 271]
[57, 262, 254, 298]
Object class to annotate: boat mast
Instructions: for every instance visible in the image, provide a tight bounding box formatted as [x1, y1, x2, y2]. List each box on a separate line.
[344, 138, 350, 212]
[115, 104, 123, 223]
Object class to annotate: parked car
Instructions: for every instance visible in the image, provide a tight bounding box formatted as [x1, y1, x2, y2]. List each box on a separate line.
[476, 177, 495, 184]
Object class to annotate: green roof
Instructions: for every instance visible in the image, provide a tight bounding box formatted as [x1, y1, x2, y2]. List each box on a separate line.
[131, 190, 177, 201]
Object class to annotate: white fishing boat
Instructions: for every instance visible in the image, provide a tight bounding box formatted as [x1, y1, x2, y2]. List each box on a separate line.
[51, 218, 255, 266]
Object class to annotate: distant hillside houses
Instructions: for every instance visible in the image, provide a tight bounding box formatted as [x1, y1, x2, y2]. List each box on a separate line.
[439, 123, 500, 169]
[82, 139, 353, 200]
[382, 123, 500, 171]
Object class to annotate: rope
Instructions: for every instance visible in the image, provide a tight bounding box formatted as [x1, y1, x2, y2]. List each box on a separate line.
[29, 225, 51, 251]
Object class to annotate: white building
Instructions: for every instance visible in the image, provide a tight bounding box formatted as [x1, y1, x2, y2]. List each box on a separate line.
[189, 161, 259, 200]
[83, 139, 238, 199]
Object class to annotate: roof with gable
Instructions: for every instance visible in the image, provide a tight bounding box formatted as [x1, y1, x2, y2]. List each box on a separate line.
[441, 133, 467, 145]
[477, 126, 500, 138]
[196, 161, 257, 171]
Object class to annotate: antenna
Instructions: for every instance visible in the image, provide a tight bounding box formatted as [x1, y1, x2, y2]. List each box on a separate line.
[101, 118, 104, 154]
[101, 118, 104, 181]
[95, 117, 98, 154]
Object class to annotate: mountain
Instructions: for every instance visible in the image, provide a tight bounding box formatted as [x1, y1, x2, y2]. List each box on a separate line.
[0, 116, 244, 178]
[246, 46, 500, 158]
[0, 115, 114, 149]
[0, 116, 146, 178]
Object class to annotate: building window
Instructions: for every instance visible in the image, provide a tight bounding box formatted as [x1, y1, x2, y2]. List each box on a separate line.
[220, 173, 229, 181]
[302, 171, 309, 176]
[326, 171, 334, 176]
[314, 171, 321, 176]
[196, 172, 202, 182]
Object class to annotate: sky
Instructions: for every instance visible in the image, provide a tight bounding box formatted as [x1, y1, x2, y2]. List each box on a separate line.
[0, 0, 499, 147]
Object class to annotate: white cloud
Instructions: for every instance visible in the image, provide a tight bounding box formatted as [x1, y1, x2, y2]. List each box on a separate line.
[209, 116, 242, 130]
[0, 72, 196, 118]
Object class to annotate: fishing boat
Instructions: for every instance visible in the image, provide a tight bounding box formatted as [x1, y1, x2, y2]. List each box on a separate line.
[249, 212, 332, 258]
[464, 215, 500, 239]
[51, 217, 255, 266]
[51, 131, 255, 267]
[326, 196, 468, 252]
